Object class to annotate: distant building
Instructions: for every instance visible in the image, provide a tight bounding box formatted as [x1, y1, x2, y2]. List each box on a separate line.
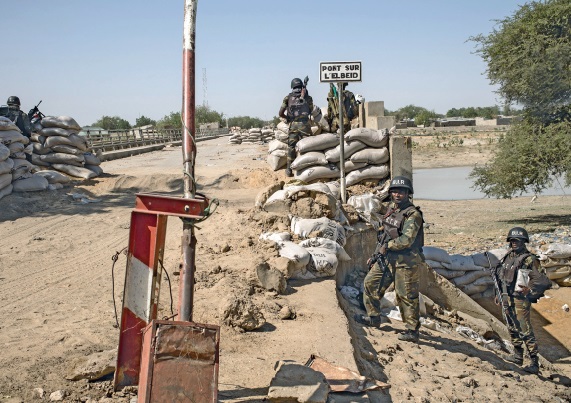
[435, 117, 476, 127]
[79, 126, 107, 136]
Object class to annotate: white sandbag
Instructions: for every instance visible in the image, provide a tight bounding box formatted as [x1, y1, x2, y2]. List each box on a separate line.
[555, 275, 571, 287]
[0, 116, 19, 131]
[259, 232, 292, 242]
[282, 182, 334, 198]
[294, 164, 340, 183]
[347, 194, 383, 215]
[0, 130, 29, 145]
[50, 145, 84, 156]
[48, 183, 64, 190]
[34, 170, 72, 184]
[345, 164, 389, 186]
[0, 158, 14, 174]
[426, 260, 446, 270]
[290, 216, 346, 246]
[324, 181, 341, 200]
[0, 143, 9, 161]
[11, 159, 34, 178]
[268, 139, 288, 154]
[274, 130, 288, 142]
[337, 160, 367, 173]
[540, 257, 570, 268]
[8, 142, 24, 154]
[10, 152, 26, 160]
[24, 143, 32, 155]
[267, 152, 287, 171]
[31, 154, 51, 167]
[290, 151, 327, 170]
[277, 241, 311, 269]
[248, 128, 261, 134]
[296, 133, 339, 153]
[345, 128, 389, 148]
[487, 248, 509, 261]
[40, 152, 85, 165]
[83, 153, 101, 165]
[462, 284, 489, 296]
[324, 140, 366, 162]
[471, 252, 500, 269]
[31, 133, 46, 144]
[51, 164, 97, 179]
[299, 237, 351, 261]
[85, 165, 104, 176]
[546, 266, 571, 280]
[39, 127, 76, 137]
[45, 134, 88, 151]
[311, 125, 322, 136]
[32, 142, 52, 155]
[452, 270, 490, 287]
[12, 174, 49, 192]
[542, 243, 571, 259]
[350, 147, 389, 165]
[0, 173, 11, 189]
[423, 247, 452, 264]
[40, 115, 81, 131]
[265, 189, 288, 204]
[261, 129, 274, 135]
[443, 254, 484, 271]
[0, 183, 12, 200]
[305, 247, 338, 277]
[277, 121, 289, 135]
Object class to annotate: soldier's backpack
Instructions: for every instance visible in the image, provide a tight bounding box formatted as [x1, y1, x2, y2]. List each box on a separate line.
[343, 92, 357, 121]
[527, 260, 552, 302]
[287, 89, 310, 122]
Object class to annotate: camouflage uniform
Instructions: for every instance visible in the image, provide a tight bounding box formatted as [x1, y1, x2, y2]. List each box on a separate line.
[363, 200, 424, 332]
[280, 94, 313, 169]
[6, 106, 32, 139]
[327, 89, 358, 133]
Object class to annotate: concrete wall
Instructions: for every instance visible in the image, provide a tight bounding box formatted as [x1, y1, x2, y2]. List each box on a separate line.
[366, 116, 395, 130]
[389, 136, 413, 184]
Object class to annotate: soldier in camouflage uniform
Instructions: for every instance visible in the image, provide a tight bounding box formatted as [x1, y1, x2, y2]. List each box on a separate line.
[355, 176, 424, 342]
[327, 83, 359, 133]
[4, 96, 32, 140]
[278, 78, 313, 177]
[493, 227, 548, 374]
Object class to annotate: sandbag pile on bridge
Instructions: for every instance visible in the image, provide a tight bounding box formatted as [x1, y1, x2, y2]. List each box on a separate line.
[30, 116, 104, 180]
[228, 127, 275, 145]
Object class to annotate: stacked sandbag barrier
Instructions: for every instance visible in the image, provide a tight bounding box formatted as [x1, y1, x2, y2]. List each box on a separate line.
[538, 243, 571, 287]
[30, 116, 104, 180]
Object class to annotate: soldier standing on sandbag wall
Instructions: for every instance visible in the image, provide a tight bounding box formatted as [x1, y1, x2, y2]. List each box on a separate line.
[355, 176, 425, 342]
[327, 83, 359, 133]
[491, 227, 551, 374]
[5, 96, 33, 162]
[278, 77, 313, 177]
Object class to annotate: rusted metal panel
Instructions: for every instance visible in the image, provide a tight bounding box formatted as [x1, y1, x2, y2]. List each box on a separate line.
[134, 193, 208, 218]
[139, 320, 220, 403]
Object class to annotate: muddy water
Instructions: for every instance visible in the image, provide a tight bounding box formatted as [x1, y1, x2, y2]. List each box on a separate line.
[414, 166, 570, 200]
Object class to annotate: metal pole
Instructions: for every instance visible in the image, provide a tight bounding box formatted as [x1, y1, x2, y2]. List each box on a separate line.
[179, 0, 198, 322]
[338, 82, 346, 203]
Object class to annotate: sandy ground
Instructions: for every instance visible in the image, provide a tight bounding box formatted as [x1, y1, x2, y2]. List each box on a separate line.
[0, 134, 570, 402]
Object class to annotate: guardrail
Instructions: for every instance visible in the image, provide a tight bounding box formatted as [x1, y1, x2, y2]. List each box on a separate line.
[84, 127, 230, 154]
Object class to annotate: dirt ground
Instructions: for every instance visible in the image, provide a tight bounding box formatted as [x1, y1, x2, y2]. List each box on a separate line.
[0, 132, 570, 402]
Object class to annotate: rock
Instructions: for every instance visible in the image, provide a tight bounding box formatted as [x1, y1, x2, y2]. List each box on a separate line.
[49, 390, 67, 401]
[268, 256, 302, 279]
[278, 305, 296, 320]
[268, 361, 329, 403]
[66, 349, 116, 381]
[220, 295, 265, 331]
[256, 261, 287, 294]
[220, 244, 231, 253]
[32, 388, 45, 399]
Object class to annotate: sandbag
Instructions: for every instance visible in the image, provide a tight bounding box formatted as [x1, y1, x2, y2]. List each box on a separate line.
[337, 160, 367, 173]
[0, 173, 11, 189]
[0, 117, 19, 131]
[290, 216, 346, 246]
[433, 268, 467, 280]
[462, 284, 489, 296]
[0, 143, 9, 161]
[282, 182, 335, 198]
[40, 153, 85, 165]
[345, 128, 389, 148]
[311, 125, 322, 136]
[277, 121, 289, 135]
[268, 139, 288, 154]
[539, 257, 569, 268]
[296, 133, 339, 153]
[51, 164, 97, 179]
[8, 142, 24, 154]
[259, 232, 292, 242]
[83, 153, 101, 165]
[423, 247, 452, 264]
[546, 266, 571, 280]
[345, 164, 389, 186]
[291, 151, 327, 170]
[12, 174, 49, 192]
[452, 270, 490, 287]
[0, 158, 14, 174]
[443, 254, 484, 271]
[294, 164, 340, 183]
[324, 140, 366, 162]
[324, 181, 341, 200]
[45, 134, 88, 151]
[34, 170, 72, 184]
[426, 260, 446, 270]
[555, 275, 571, 287]
[267, 152, 287, 171]
[40, 116, 81, 131]
[31, 134, 46, 144]
[39, 127, 76, 137]
[350, 147, 389, 165]
[305, 247, 338, 277]
[299, 237, 351, 261]
[32, 142, 52, 155]
[24, 144, 32, 155]
[0, 183, 12, 200]
[277, 241, 311, 269]
[0, 130, 29, 145]
[11, 159, 34, 177]
[541, 243, 571, 259]
[10, 151, 26, 160]
[85, 165, 104, 176]
[274, 130, 288, 142]
[51, 145, 84, 156]
[471, 252, 500, 269]
[31, 154, 51, 167]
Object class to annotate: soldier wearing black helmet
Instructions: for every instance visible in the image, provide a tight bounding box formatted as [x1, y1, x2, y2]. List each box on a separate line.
[4, 96, 32, 140]
[278, 78, 314, 177]
[355, 176, 425, 343]
[492, 227, 550, 374]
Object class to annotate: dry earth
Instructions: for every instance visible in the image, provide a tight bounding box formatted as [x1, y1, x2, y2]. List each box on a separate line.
[0, 132, 570, 402]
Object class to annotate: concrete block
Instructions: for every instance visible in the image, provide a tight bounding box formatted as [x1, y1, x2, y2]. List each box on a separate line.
[358, 103, 366, 128]
[365, 101, 384, 118]
[389, 136, 413, 183]
[366, 116, 395, 130]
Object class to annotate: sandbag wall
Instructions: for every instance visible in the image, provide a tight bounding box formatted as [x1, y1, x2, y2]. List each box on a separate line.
[31, 116, 103, 181]
[228, 128, 275, 145]
[537, 243, 571, 287]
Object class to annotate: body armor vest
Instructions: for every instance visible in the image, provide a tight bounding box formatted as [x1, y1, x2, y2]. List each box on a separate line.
[381, 204, 424, 252]
[287, 89, 310, 122]
[500, 252, 531, 294]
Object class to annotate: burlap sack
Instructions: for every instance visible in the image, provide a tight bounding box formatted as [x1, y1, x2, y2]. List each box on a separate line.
[337, 160, 367, 173]
[0, 130, 29, 145]
[350, 147, 389, 165]
[267, 151, 287, 171]
[83, 153, 101, 165]
[296, 133, 339, 153]
[45, 134, 88, 151]
[324, 140, 366, 162]
[294, 164, 340, 183]
[0, 183, 12, 200]
[0, 143, 10, 161]
[51, 145, 84, 156]
[0, 158, 14, 174]
[39, 127, 77, 137]
[34, 170, 72, 184]
[12, 174, 49, 192]
[40, 153, 85, 166]
[51, 164, 97, 179]
[85, 165, 104, 176]
[0, 117, 19, 131]
[290, 152, 327, 170]
[345, 164, 389, 186]
[345, 128, 389, 148]
[40, 116, 81, 131]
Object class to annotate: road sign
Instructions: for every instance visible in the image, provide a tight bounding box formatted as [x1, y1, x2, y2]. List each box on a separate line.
[319, 61, 362, 82]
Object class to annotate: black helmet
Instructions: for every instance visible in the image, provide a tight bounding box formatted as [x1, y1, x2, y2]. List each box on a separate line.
[506, 227, 529, 242]
[7, 96, 20, 107]
[291, 78, 303, 89]
[389, 176, 413, 194]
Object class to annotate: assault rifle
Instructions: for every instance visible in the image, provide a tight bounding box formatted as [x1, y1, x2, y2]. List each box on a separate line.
[369, 231, 394, 288]
[28, 100, 45, 123]
[485, 252, 522, 335]
[300, 76, 309, 100]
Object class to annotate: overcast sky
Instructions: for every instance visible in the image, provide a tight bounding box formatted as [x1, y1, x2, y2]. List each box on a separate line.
[1, 0, 524, 126]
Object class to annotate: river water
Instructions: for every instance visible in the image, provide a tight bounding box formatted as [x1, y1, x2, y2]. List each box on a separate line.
[413, 166, 570, 200]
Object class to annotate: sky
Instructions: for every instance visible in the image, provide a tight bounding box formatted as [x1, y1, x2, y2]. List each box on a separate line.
[1, 0, 526, 126]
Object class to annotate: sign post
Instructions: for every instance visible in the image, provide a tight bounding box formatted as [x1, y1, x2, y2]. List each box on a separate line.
[319, 61, 362, 203]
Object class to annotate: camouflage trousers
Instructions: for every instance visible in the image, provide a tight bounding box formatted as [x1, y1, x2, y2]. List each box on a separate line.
[287, 121, 311, 170]
[508, 296, 538, 358]
[329, 117, 351, 133]
[363, 257, 420, 331]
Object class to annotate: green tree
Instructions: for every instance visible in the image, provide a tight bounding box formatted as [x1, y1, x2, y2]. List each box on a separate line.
[92, 115, 131, 130]
[470, 0, 571, 197]
[195, 105, 224, 126]
[156, 111, 182, 130]
[228, 116, 265, 129]
[135, 115, 156, 127]
[414, 110, 437, 126]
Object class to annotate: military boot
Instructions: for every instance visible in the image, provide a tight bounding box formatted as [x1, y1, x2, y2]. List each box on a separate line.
[523, 356, 539, 374]
[503, 347, 524, 366]
[354, 314, 382, 328]
[398, 329, 419, 342]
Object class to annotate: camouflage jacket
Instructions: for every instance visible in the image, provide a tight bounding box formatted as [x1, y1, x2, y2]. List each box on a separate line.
[280, 93, 314, 123]
[384, 201, 423, 252]
[327, 90, 359, 123]
[6, 107, 32, 138]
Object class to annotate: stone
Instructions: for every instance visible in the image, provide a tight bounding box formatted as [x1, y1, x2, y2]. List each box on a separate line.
[32, 388, 45, 399]
[256, 261, 287, 294]
[278, 305, 296, 320]
[66, 349, 116, 381]
[49, 390, 67, 401]
[268, 361, 329, 403]
[220, 295, 265, 331]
